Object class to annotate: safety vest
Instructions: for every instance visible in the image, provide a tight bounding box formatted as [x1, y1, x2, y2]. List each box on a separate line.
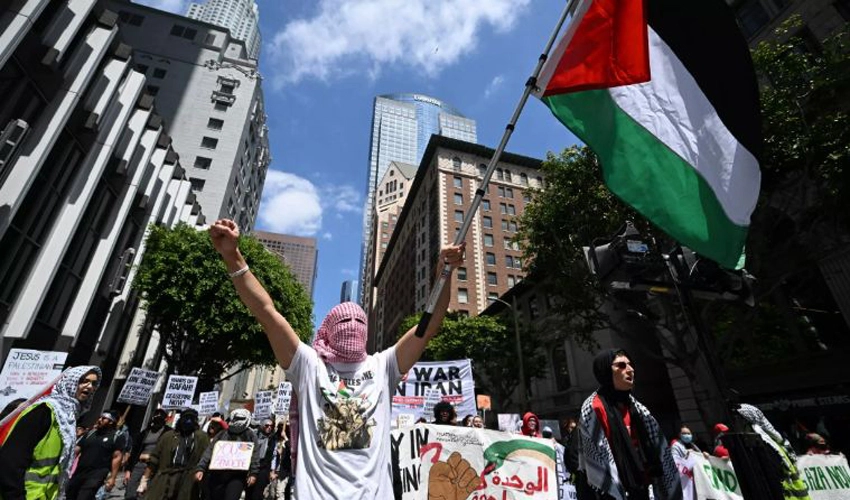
[776, 444, 812, 500]
[1, 403, 64, 500]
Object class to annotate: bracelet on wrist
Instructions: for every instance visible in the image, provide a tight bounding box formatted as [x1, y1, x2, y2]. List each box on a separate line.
[229, 265, 249, 278]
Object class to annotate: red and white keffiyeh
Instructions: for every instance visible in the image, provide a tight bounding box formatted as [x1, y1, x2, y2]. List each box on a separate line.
[312, 302, 368, 363]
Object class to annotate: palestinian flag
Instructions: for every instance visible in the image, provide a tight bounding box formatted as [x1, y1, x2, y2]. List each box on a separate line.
[535, 0, 761, 268]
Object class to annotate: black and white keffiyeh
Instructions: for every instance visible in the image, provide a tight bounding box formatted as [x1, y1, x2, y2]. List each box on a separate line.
[735, 403, 797, 464]
[577, 392, 681, 500]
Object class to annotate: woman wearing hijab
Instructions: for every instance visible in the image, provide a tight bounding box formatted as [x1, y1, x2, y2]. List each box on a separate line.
[574, 349, 682, 500]
[209, 218, 464, 499]
[0, 365, 101, 500]
[521, 412, 542, 438]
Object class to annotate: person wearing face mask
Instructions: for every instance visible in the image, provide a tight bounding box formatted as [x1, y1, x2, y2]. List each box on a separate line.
[573, 349, 682, 500]
[195, 409, 261, 500]
[138, 409, 208, 500]
[670, 426, 702, 461]
[0, 365, 101, 500]
[124, 409, 170, 499]
[209, 218, 465, 499]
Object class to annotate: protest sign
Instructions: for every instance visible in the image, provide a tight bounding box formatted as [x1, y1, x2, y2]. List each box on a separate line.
[497, 414, 522, 433]
[274, 382, 292, 416]
[393, 359, 476, 422]
[422, 387, 442, 419]
[681, 453, 743, 500]
[0, 349, 67, 410]
[116, 367, 160, 405]
[209, 441, 255, 471]
[199, 391, 219, 416]
[254, 390, 274, 420]
[161, 375, 198, 410]
[396, 414, 415, 429]
[799, 454, 850, 500]
[392, 424, 557, 499]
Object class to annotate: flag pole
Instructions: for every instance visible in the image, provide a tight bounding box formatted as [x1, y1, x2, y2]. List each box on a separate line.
[415, 0, 581, 338]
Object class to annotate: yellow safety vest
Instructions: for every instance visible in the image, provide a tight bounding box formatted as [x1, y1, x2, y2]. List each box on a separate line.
[1, 403, 64, 500]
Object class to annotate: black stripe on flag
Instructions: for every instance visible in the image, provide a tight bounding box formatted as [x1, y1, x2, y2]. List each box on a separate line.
[647, 0, 762, 162]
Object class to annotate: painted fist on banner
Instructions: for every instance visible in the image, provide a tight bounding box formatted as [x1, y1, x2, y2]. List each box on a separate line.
[428, 451, 481, 500]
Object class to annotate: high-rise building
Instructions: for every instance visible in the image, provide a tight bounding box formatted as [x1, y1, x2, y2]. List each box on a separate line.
[0, 0, 205, 417]
[359, 94, 476, 309]
[252, 231, 318, 300]
[369, 136, 543, 351]
[111, 0, 270, 232]
[340, 280, 354, 303]
[187, 0, 261, 60]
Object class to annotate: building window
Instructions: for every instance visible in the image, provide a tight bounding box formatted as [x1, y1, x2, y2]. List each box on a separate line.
[189, 177, 205, 192]
[457, 267, 467, 281]
[496, 168, 504, 180]
[497, 186, 505, 197]
[207, 117, 224, 130]
[536, 176, 544, 187]
[504, 170, 512, 182]
[170, 24, 198, 40]
[214, 102, 228, 112]
[204, 33, 217, 45]
[507, 204, 516, 215]
[220, 83, 236, 94]
[135, 64, 148, 74]
[552, 344, 572, 391]
[523, 193, 532, 203]
[505, 187, 513, 198]
[482, 216, 492, 229]
[454, 193, 463, 205]
[454, 210, 464, 222]
[507, 275, 516, 287]
[194, 156, 212, 169]
[478, 163, 487, 177]
[484, 234, 494, 247]
[486, 253, 496, 266]
[482, 200, 490, 211]
[520, 173, 529, 186]
[200, 136, 218, 149]
[487, 292, 499, 303]
[146, 85, 159, 96]
[152, 68, 167, 79]
[458, 288, 469, 304]
[487, 272, 498, 285]
[452, 157, 462, 171]
[500, 203, 507, 214]
[453, 176, 462, 188]
[118, 11, 145, 26]
[506, 255, 514, 268]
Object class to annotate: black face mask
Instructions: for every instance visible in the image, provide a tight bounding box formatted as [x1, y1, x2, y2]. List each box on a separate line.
[178, 417, 197, 434]
[151, 416, 165, 429]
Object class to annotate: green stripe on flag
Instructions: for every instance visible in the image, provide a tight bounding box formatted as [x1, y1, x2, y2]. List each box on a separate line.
[543, 90, 748, 268]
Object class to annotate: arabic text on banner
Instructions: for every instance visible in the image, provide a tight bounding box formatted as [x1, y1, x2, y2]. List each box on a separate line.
[392, 359, 476, 422]
[0, 349, 67, 410]
[116, 367, 160, 406]
[161, 375, 198, 410]
[392, 424, 557, 499]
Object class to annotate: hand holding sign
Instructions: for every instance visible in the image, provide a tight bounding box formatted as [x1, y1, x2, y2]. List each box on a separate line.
[428, 451, 481, 500]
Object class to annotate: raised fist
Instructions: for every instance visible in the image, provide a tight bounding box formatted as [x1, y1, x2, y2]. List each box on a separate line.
[209, 219, 240, 256]
[428, 451, 481, 500]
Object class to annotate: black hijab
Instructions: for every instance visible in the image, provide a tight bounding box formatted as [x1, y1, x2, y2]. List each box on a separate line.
[592, 349, 661, 493]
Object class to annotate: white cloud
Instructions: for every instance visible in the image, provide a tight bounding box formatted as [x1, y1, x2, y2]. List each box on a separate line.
[484, 75, 505, 99]
[133, 0, 188, 14]
[267, 0, 531, 86]
[258, 171, 323, 235]
[326, 185, 362, 214]
[322, 232, 333, 240]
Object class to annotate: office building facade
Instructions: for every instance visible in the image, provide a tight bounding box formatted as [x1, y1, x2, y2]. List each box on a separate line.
[187, 0, 261, 60]
[110, 0, 270, 232]
[360, 93, 476, 308]
[253, 230, 318, 300]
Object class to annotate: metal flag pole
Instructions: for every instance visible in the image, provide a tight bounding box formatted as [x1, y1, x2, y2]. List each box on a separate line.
[415, 0, 581, 337]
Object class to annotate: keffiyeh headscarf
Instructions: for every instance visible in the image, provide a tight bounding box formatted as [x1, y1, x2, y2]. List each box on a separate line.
[228, 408, 252, 434]
[312, 302, 368, 363]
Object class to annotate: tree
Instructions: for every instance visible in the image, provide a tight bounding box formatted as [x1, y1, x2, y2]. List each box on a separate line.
[133, 223, 313, 380]
[397, 312, 545, 409]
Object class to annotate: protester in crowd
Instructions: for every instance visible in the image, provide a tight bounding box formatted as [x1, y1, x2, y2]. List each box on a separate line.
[461, 415, 474, 427]
[712, 423, 730, 458]
[433, 401, 457, 426]
[209, 217, 465, 499]
[139, 408, 208, 500]
[561, 417, 577, 447]
[520, 412, 542, 438]
[670, 425, 702, 460]
[124, 409, 170, 500]
[65, 410, 126, 500]
[0, 398, 27, 421]
[0, 366, 102, 500]
[195, 408, 260, 500]
[76, 425, 89, 439]
[247, 418, 277, 500]
[804, 433, 835, 455]
[573, 348, 682, 500]
[543, 426, 568, 494]
[270, 424, 291, 500]
[732, 403, 810, 499]
[206, 416, 228, 441]
[471, 416, 484, 429]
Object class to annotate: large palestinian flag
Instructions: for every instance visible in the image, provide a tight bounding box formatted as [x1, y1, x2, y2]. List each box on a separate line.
[535, 0, 761, 269]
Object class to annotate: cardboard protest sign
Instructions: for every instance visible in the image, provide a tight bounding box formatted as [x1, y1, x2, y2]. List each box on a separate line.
[209, 441, 255, 471]
[274, 382, 292, 416]
[116, 368, 160, 405]
[161, 375, 198, 410]
[199, 391, 219, 416]
[393, 360, 476, 422]
[392, 424, 557, 499]
[0, 349, 67, 410]
[254, 390, 274, 420]
[798, 454, 850, 500]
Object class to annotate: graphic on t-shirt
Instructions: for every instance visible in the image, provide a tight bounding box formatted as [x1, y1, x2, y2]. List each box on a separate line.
[317, 380, 376, 451]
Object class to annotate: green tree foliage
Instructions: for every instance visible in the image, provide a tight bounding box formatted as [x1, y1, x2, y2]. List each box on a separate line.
[397, 312, 545, 409]
[133, 223, 313, 378]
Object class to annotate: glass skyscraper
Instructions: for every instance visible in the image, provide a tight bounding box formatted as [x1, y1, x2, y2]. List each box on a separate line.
[187, 0, 261, 60]
[359, 93, 476, 305]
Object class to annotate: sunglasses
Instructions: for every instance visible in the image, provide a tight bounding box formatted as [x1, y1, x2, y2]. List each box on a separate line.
[612, 361, 633, 370]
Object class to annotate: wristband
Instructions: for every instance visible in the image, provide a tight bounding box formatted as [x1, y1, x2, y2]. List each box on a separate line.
[229, 265, 249, 278]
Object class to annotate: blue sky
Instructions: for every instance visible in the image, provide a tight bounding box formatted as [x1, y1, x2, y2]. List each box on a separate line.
[135, 0, 580, 330]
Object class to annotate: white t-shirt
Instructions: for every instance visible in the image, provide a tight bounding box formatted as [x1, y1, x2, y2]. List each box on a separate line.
[285, 343, 402, 499]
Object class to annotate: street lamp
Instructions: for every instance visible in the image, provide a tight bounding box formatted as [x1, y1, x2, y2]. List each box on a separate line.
[490, 296, 528, 409]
